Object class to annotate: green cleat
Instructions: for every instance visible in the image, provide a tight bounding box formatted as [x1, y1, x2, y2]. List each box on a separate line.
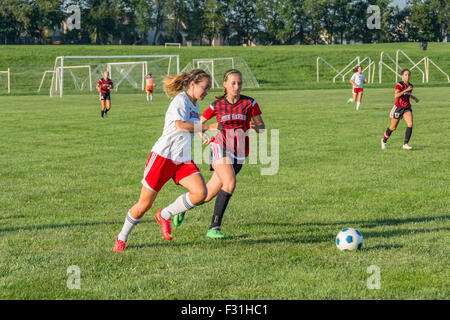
[206, 228, 227, 239]
[347, 98, 353, 104]
[173, 212, 185, 227]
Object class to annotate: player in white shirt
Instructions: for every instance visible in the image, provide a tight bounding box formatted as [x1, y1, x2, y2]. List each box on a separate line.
[114, 69, 221, 252]
[347, 66, 367, 111]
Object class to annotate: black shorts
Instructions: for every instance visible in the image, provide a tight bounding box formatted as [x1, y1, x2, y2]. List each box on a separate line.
[100, 92, 111, 100]
[390, 106, 412, 119]
[210, 161, 243, 176]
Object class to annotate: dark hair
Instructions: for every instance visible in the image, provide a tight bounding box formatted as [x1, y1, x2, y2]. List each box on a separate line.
[215, 69, 242, 99]
[353, 65, 362, 73]
[401, 69, 410, 75]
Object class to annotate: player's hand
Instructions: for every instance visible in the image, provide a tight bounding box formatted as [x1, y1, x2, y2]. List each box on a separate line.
[250, 122, 256, 130]
[201, 132, 211, 145]
[406, 86, 413, 92]
[413, 97, 419, 103]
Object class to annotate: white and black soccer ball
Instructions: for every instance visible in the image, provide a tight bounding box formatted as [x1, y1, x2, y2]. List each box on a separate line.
[336, 227, 363, 251]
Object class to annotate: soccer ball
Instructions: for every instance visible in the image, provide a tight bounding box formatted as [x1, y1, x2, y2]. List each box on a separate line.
[336, 227, 363, 251]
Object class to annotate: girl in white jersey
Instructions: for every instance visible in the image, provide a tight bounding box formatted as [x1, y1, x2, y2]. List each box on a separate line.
[347, 66, 367, 111]
[114, 69, 220, 252]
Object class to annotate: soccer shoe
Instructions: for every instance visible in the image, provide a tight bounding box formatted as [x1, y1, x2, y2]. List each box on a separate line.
[154, 209, 173, 240]
[113, 234, 126, 252]
[173, 212, 185, 227]
[347, 98, 352, 104]
[402, 144, 412, 150]
[206, 228, 227, 239]
[381, 138, 387, 150]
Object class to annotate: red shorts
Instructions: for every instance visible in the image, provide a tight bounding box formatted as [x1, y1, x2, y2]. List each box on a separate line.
[353, 88, 363, 94]
[146, 86, 153, 93]
[141, 152, 200, 192]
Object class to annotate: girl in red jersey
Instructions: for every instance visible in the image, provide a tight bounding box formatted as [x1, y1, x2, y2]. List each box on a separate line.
[381, 69, 420, 150]
[173, 69, 265, 239]
[96, 71, 114, 118]
[113, 69, 220, 252]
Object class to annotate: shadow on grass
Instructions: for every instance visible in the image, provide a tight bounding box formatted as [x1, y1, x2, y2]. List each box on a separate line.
[252, 214, 450, 230]
[0, 220, 120, 234]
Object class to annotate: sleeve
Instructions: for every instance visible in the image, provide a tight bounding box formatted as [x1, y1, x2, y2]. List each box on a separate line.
[395, 83, 403, 91]
[168, 96, 188, 121]
[350, 73, 356, 82]
[251, 100, 262, 117]
[97, 80, 102, 86]
[201, 104, 216, 120]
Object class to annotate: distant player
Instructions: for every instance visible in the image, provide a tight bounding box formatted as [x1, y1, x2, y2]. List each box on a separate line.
[145, 72, 154, 102]
[96, 71, 114, 118]
[113, 69, 221, 252]
[347, 66, 366, 111]
[381, 69, 420, 150]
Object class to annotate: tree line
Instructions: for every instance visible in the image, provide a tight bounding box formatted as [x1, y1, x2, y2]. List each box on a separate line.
[0, 0, 448, 45]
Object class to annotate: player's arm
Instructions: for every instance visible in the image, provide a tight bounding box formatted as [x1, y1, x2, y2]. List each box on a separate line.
[394, 86, 412, 99]
[96, 82, 101, 93]
[349, 79, 356, 86]
[251, 115, 265, 133]
[175, 120, 221, 133]
[411, 95, 419, 103]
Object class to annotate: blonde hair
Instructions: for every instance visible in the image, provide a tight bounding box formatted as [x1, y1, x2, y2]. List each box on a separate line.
[215, 69, 242, 100]
[163, 69, 210, 97]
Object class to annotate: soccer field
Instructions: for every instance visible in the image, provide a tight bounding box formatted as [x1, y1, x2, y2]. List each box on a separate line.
[0, 87, 449, 299]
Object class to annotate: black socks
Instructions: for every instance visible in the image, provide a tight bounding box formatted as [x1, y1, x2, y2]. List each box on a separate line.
[210, 189, 232, 230]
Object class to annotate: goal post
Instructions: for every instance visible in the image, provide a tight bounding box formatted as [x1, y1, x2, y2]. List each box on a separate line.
[181, 57, 259, 89]
[0, 68, 10, 93]
[165, 43, 181, 48]
[51, 55, 180, 97]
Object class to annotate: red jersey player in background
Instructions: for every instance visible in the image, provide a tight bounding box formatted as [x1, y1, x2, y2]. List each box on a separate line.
[145, 72, 154, 102]
[381, 69, 420, 150]
[96, 71, 114, 118]
[173, 69, 265, 239]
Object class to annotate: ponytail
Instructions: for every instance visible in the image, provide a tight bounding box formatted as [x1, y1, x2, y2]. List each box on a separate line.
[163, 69, 211, 97]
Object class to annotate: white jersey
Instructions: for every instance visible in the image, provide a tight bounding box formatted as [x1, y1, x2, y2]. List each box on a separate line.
[151, 92, 200, 163]
[351, 72, 365, 88]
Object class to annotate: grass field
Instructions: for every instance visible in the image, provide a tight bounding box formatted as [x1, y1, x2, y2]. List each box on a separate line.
[1, 42, 450, 94]
[1, 85, 449, 299]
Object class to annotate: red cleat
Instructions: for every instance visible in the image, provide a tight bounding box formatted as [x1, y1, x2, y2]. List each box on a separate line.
[113, 234, 127, 252]
[154, 209, 173, 241]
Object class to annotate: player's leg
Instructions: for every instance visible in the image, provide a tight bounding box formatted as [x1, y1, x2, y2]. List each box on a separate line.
[206, 157, 236, 238]
[381, 116, 399, 149]
[356, 91, 363, 110]
[146, 89, 150, 101]
[104, 97, 111, 117]
[347, 90, 355, 104]
[402, 110, 413, 149]
[114, 185, 158, 251]
[150, 89, 153, 101]
[100, 99, 106, 117]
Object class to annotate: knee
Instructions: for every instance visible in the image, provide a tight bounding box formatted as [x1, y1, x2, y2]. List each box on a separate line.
[136, 199, 152, 215]
[190, 187, 207, 205]
[221, 179, 236, 194]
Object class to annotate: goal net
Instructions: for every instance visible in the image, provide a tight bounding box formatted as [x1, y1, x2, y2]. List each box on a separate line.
[50, 55, 179, 97]
[181, 57, 259, 89]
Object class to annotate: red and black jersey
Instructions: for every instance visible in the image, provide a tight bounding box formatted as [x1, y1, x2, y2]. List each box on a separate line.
[98, 78, 114, 93]
[202, 95, 262, 159]
[395, 81, 413, 108]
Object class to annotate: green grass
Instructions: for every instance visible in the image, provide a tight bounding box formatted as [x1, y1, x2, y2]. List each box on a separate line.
[0, 86, 449, 299]
[0, 42, 450, 95]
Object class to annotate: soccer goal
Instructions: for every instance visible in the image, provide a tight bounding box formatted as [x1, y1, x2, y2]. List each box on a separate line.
[0, 69, 10, 93]
[181, 57, 259, 89]
[317, 56, 375, 83]
[50, 55, 180, 97]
